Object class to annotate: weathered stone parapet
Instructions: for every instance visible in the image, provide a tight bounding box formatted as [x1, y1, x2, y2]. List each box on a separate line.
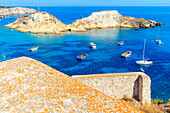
[0, 57, 143, 112]
[72, 72, 151, 105]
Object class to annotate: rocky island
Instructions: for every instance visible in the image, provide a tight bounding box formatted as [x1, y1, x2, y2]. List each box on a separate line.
[0, 7, 36, 18]
[5, 10, 162, 34]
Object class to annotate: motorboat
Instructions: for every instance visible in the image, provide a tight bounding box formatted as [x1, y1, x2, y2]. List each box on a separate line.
[77, 54, 88, 61]
[136, 39, 153, 65]
[29, 47, 38, 51]
[118, 41, 124, 45]
[121, 51, 132, 58]
[156, 28, 163, 44]
[89, 42, 97, 49]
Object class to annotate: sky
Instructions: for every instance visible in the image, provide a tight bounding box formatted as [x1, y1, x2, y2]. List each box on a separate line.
[1, 0, 170, 6]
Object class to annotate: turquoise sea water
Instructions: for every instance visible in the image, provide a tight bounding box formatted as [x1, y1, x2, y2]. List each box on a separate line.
[0, 6, 170, 101]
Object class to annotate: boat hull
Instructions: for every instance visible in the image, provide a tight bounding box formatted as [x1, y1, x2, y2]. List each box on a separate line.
[118, 41, 124, 45]
[89, 42, 97, 49]
[118, 43, 124, 45]
[92, 45, 97, 49]
[29, 47, 38, 51]
[121, 54, 131, 58]
[136, 60, 153, 65]
[77, 54, 88, 61]
[121, 51, 132, 58]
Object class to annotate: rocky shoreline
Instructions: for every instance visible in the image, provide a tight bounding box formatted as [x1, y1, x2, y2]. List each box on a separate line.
[4, 10, 162, 34]
[0, 7, 36, 18]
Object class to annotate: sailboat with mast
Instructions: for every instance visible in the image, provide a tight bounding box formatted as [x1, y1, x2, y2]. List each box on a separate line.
[136, 39, 153, 65]
[156, 28, 163, 44]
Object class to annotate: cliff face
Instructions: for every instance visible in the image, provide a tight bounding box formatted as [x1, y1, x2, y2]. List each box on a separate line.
[71, 10, 121, 29]
[0, 7, 36, 18]
[5, 10, 162, 34]
[5, 12, 67, 34]
[71, 10, 158, 29]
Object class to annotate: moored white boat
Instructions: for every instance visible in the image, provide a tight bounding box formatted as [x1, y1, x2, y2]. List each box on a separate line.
[156, 28, 163, 44]
[136, 39, 153, 65]
[156, 40, 163, 44]
[136, 60, 153, 65]
[29, 46, 38, 51]
[89, 42, 97, 49]
[121, 51, 132, 58]
[92, 45, 97, 49]
[118, 41, 124, 45]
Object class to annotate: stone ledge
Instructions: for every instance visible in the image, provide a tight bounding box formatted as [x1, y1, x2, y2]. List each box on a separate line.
[72, 72, 150, 78]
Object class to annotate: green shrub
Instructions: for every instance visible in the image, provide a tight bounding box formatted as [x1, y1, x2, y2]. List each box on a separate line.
[151, 99, 164, 105]
[0, 6, 10, 8]
[168, 98, 170, 102]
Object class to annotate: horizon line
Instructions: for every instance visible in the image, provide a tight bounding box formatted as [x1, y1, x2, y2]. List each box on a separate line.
[2, 5, 170, 7]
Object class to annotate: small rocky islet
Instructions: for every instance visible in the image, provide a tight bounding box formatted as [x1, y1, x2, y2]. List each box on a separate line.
[5, 10, 162, 34]
[0, 7, 36, 18]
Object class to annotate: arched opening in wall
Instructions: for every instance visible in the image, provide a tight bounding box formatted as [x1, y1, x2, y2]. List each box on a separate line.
[133, 75, 143, 103]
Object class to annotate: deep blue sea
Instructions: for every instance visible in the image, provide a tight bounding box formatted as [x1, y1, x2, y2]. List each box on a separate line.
[0, 6, 169, 101]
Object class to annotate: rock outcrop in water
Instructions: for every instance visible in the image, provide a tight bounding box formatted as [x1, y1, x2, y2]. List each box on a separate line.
[0, 7, 36, 18]
[5, 10, 162, 34]
[70, 10, 161, 29]
[5, 12, 67, 34]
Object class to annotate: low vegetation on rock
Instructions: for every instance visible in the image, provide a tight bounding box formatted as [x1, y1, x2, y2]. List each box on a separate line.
[122, 97, 170, 113]
[0, 6, 10, 8]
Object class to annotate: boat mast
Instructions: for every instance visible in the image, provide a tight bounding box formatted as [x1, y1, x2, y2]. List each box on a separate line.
[156, 28, 160, 40]
[38, 5, 40, 12]
[143, 39, 146, 61]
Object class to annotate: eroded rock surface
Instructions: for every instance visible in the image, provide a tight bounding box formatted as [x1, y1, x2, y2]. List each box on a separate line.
[71, 10, 161, 29]
[5, 12, 67, 34]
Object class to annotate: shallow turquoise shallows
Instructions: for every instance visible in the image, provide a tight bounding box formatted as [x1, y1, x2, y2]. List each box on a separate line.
[0, 6, 170, 101]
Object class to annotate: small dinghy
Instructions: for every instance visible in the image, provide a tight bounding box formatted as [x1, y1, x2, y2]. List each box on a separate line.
[136, 39, 153, 65]
[118, 41, 124, 45]
[29, 47, 38, 51]
[121, 51, 132, 58]
[77, 54, 88, 61]
[89, 42, 97, 50]
[135, 28, 139, 30]
[141, 68, 145, 72]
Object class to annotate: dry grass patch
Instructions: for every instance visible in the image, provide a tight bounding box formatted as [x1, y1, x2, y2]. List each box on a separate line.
[121, 97, 164, 113]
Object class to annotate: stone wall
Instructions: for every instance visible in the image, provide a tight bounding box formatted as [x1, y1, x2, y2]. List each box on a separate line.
[0, 57, 143, 112]
[72, 72, 151, 104]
